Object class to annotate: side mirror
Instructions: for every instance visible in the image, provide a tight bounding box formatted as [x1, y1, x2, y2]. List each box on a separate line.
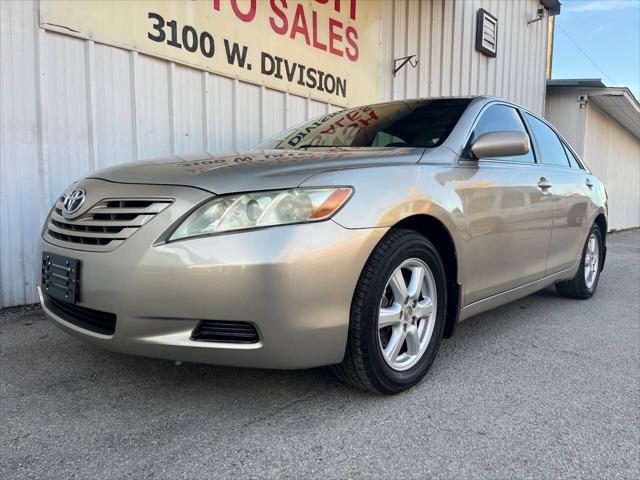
[470, 131, 530, 159]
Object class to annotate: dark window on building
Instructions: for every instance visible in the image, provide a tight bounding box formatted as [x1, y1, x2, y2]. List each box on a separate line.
[469, 104, 535, 163]
[524, 113, 571, 167]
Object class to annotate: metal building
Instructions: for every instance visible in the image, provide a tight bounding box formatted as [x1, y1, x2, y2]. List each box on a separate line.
[1, 0, 559, 308]
[546, 79, 640, 231]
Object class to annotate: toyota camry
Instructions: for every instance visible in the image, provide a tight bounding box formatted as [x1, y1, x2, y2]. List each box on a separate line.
[38, 96, 607, 393]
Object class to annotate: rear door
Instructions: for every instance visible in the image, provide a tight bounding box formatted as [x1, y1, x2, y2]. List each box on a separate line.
[459, 104, 554, 305]
[522, 113, 594, 274]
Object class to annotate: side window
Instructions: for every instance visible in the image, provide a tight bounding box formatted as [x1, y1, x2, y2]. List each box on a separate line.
[470, 105, 535, 163]
[524, 113, 571, 167]
[562, 142, 585, 170]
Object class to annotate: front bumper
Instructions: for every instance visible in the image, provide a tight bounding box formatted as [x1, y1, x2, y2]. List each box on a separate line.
[38, 187, 386, 369]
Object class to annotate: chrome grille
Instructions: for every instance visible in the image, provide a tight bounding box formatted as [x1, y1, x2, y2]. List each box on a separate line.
[44, 197, 172, 252]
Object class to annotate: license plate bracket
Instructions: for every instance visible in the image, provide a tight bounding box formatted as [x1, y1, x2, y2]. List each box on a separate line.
[42, 252, 81, 304]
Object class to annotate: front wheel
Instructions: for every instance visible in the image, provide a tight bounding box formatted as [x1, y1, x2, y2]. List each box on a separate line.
[556, 224, 603, 299]
[332, 229, 447, 394]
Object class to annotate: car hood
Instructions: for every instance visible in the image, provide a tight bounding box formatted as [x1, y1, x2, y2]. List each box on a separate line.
[89, 148, 424, 194]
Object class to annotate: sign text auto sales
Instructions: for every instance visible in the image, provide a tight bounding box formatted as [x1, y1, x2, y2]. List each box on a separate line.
[148, 1, 354, 98]
[39, 0, 380, 106]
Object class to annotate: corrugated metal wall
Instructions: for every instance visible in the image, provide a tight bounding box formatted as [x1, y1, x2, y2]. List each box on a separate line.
[379, 0, 548, 113]
[1, 0, 550, 307]
[583, 103, 640, 231]
[545, 88, 640, 231]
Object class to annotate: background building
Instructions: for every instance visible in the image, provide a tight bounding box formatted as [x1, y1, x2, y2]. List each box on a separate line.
[546, 79, 640, 231]
[1, 0, 559, 308]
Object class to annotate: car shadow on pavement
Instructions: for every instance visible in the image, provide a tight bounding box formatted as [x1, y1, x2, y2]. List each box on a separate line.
[25, 286, 561, 400]
[0, 283, 578, 416]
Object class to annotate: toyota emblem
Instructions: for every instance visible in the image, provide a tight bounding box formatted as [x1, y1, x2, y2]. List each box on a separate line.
[62, 188, 87, 216]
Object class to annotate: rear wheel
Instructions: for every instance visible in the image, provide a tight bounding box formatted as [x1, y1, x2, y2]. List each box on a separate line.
[556, 224, 603, 299]
[332, 229, 447, 394]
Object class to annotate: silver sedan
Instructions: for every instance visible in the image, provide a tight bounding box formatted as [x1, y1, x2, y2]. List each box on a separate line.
[38, 96, 607, 393]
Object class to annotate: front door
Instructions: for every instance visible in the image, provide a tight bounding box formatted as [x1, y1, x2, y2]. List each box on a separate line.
[459, 104, 554, 305]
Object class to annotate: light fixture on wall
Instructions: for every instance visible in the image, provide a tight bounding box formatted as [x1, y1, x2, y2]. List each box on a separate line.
[528, 8, 546, 25]
[577, 94, 589, 109]
[393, 55, 418, 77]
[476, 9, 497, 58]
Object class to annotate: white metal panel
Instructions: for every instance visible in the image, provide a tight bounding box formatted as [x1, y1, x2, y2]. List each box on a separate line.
[429, 0, 443, 97]
[441, 1, 455, 97]
[235, 82, 262, 149]
[286, 94, 308, 127]
[405, 0, 420, 98]
[41, 32, 92, 204]
[206, 74, 236, 153]
[93, 43, 135, 170]
[309, 100, 328, 119]
[468, 0, 481, 96]
[483, 0, 497, 97]
[454, 0, 470, 96]
[583, 103, 640, 231]
[136, 55, 172, 159]
[379, 0, 395, 101]
[590, 93, 640, 139]
[172, 65, 206, 154]
[546, 88, 640, 230]
[262, 88, 287, 142]
[392, 0, 407, 100]
[493, 0, 508, 97]
[450, 0, 464, 97]
[0, 0, 41, 307]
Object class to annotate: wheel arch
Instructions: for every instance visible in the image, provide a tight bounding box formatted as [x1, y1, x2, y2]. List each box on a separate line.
[391, 214, 461, 339]
[594, 213, 607, 236]
[594, 213, 607, 270]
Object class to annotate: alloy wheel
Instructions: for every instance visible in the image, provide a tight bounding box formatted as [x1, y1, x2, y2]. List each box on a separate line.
[378, 258, 437, 371]
[584, 232, 600, 290]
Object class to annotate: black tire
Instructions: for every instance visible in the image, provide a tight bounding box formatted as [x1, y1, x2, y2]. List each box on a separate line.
[332, 229, 447, 394]
[556, 224, 603, 299]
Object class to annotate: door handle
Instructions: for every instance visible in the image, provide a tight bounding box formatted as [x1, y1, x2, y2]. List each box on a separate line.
[586, 178, 594, 189]
[537, 178, 552, 190]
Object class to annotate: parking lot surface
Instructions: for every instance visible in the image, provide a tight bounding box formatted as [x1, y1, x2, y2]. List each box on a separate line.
[1, 230, 639, 479]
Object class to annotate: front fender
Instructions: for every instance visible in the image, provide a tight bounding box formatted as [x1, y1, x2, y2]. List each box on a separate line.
[301, 163, 467, 275]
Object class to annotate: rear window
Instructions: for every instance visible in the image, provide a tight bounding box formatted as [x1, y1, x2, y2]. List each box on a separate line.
[253, 99, 471, 150]
[524, 113, 571, 167]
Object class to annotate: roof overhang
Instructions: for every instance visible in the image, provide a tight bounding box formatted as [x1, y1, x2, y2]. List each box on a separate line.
[589, 89, 640, 140]
[547, 80, 640, 140]
[547, 79, 606, 88]
[541, 0, 561, 16]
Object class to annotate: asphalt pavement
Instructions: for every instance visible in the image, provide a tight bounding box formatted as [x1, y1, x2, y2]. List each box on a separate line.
[1, 230, 639, 479]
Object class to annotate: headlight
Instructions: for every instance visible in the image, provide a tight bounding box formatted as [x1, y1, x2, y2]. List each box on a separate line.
[168, 187, 353, 241]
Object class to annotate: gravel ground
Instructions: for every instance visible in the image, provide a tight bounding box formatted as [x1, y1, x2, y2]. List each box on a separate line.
[1, 230, 638, 479]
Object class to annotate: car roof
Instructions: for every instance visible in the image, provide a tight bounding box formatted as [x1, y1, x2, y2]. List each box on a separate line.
[339, 95, 516, 112]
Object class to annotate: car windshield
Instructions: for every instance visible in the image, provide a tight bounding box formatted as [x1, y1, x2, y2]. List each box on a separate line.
[253, 98, 472, 150]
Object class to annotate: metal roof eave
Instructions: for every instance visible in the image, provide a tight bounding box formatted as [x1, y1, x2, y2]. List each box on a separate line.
[547, 79, 606, 88]
[547, 80, 640, 140]
[541, 0, 561, 16]
[589, 89, 640, 140]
